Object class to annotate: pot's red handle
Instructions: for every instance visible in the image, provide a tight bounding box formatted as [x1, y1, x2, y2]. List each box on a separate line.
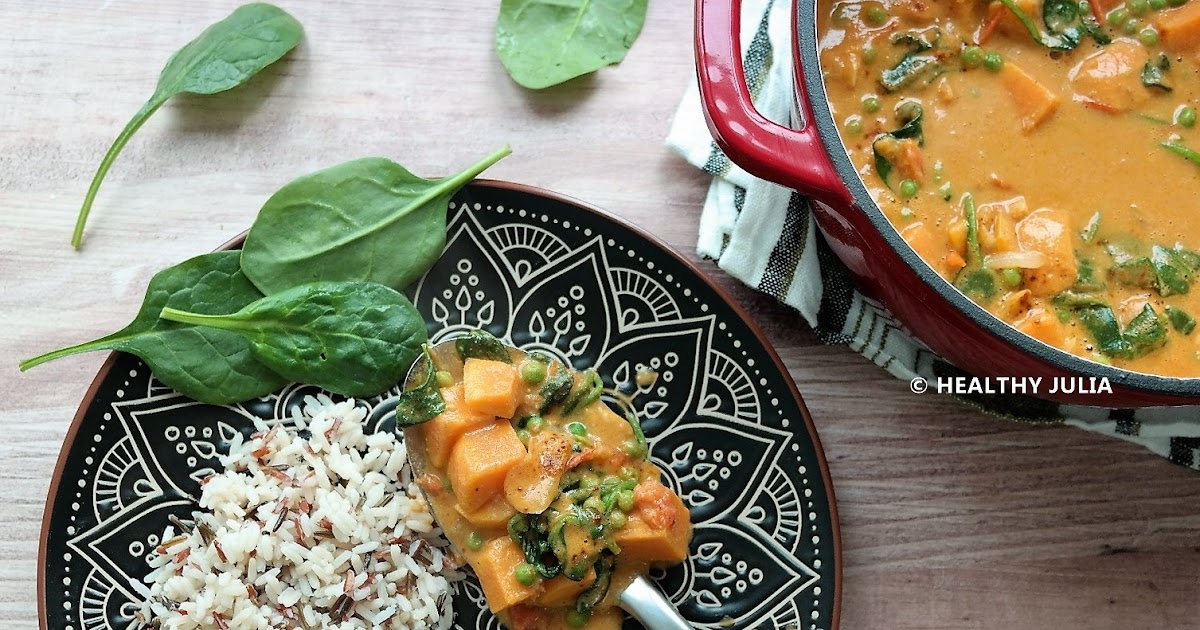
[694, 0, 851, 209]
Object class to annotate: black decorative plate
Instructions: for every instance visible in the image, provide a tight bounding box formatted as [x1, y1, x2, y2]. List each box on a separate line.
[39, 181, 841, 630]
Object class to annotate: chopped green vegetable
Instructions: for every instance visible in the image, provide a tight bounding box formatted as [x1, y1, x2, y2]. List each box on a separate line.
[495, 0, 648, 89]
[880, 29, 942, 92]
[1151, 245, 1192, 296]
[159, 281, 426, 397]
[241, 147, 511, 295]
[563, 369, 604, 415]
[872, 101, 924, 191]
[455, 328, 513, 363]
[1124, 304, 1169, 356]
[1162, 140, 1200, 167]
[18, 251, 286, 403]
[1166, 306, 1197, 334]
[1141, 54, 1172, 91]
[996, 0, 1110, 51]
[538, 369, 574, 414]
[953, 194, 998, 300]
[574, 554, 616, 615]
[1076, 305, 1134, 357]
[396, 347, 446, 427]
[72, 4, 302, 249]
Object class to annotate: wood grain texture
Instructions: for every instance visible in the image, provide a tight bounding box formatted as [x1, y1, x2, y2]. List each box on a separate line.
[2, 1, 1198, 628]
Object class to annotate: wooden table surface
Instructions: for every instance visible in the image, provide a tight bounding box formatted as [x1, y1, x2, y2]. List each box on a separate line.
[4, 1, 1200, 628]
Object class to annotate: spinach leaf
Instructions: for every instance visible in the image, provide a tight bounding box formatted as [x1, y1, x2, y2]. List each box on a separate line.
[1076, 305, 1134, 358]
[508, 513, 559, 578]
[395, 347, 446, 427]
[1141, 54, 1172, 92]
[455, 329, 513, 363]
[71, 4, 302, 249]
[496, 0, 648, 89]
[240, 147, 511, 295]
[871, 101, 923, 189]
[1166, 306, 1197, 335]
[1123, 304, 1168, 356]
[996, 0, 1109, 51]
[1151, 245, 1192, 296]
[952, 194, 998, 300]
[538, 369, 575, 414]
[880, 30, 941, 92]
[159, 281, 426, 397]
[19, 251, 287, 403]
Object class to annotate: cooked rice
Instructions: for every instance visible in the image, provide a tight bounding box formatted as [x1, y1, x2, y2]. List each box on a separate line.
[139, 395, 461, 629]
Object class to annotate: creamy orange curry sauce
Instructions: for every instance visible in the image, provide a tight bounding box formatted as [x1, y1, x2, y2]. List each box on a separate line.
[407, 332, 690, 630]
[819, 0, 1200, 375]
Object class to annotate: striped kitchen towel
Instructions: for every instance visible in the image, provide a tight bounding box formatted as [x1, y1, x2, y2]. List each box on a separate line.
[667, 0, 1200, 469]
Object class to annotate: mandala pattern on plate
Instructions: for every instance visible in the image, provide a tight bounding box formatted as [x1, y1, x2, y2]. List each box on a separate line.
[43, 185, 837, 630]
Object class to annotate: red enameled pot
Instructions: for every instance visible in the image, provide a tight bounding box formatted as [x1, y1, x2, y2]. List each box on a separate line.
[694, 0, 1200, 406]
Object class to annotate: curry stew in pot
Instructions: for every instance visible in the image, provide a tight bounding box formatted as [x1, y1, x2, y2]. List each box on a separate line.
[819, 0, 1200, 376]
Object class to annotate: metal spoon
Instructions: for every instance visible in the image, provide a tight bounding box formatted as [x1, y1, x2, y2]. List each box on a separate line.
[401, 338, 692, 630]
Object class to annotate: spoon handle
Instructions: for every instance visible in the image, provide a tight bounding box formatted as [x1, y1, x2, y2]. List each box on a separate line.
[618, 575, 693, 630]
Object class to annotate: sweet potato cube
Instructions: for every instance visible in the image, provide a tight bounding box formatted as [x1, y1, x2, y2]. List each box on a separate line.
[614, 489, 691, 564]
[535, 568, 596, 607]
[463, 358, 520, 418]
[448, 420, 527, 511]
[1000, 62, 1059, 132]
[471, 537, 540, 613]
[1155, 2, 1200, 52]
[455, 494, 517, 530]
[419, 384, 493, 469]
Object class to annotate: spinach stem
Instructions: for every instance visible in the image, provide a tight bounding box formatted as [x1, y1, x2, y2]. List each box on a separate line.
[71, 97, 166, 250]
[1162, 141, 1200, 166]
[159, 307, 238, 330]
[18, 337, 120, 371]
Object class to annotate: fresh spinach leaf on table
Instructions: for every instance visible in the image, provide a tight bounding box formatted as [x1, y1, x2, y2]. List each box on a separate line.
[159, 281, 427, 398]
[496, 0, 648, 89]
[240, 146, 511, 295]
[19, 251, 287, 403]
[72, 3, 303, 249]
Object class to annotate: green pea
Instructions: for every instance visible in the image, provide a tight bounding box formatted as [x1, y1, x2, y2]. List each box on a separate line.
[567, 422, 588, 437]
[619, 465, 639, 481]
[435, 370, 454, 388]
[526, 415, 545, 432]
[1177, 106, 1197, 128]
[517, 429, 531, 444]
[519, 360, 547, 384]
[1139, 27, 1160, 46]
[584, 495, 605, 514]
[617, 489, 636, 512]
[466, 531, 484, 551]
[1107, 7, 1130, 28]
[1057, 309, 1073, 323]
[607, 510, 628, 530]
[899, 207, 916, 219]
[1129, 0, 1149, 15]
[863, 46, 877, 64]
[514, 563, 538, 586]
[844, 115, 863, 135]
[861, 95, 881, 113]
[1124, 17, 1141, 35]
[863, 4, 888, 26]
[983, 52, 1004, 72]
[1150, 0, 1167, 9]
[566, 609, 591, 628]
[1000, 268, 1022, 288]
[961, 45, 984, 69]
[898, 179, 919, 198]
[623, 439, 648, 459]
[579, 475, 598, 490]
[601, 474, 620, 488]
